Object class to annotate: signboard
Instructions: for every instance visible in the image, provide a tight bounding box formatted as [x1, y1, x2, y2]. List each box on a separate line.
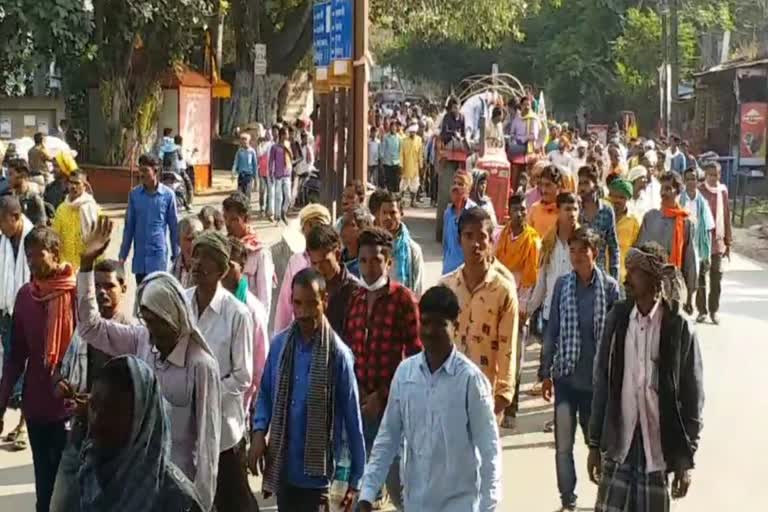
[739, 102, 767, 165]
[0, 117, 11, 139]
[37, 120, 49, 135]
[313, 0, 331, 90]
[253, 44, 267, 76]
[587, 124, 609, 146]
[330, 0, 352, 61]
[179, 87, 211, 165]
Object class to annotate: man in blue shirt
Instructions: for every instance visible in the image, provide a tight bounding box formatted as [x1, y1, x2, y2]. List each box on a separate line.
[119, 154, 180, 285]
[539, 227, 620, 512]
[380, 121, 402, 193]
[248, 268, 365, 512]
[231, 133, 258, 206]
[442, 170, 476, 275]
[358, 285, 502, 512]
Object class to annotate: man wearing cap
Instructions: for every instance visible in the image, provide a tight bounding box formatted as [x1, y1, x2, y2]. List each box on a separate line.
[608, 178, 641, 284]
[119, 154, 180, 285]
[572, 140, 589, 170]
[627, 165, 653, 220]
[185, 230, 257, 511]
[400, 124, 423, 207]
[273, 203, 332, 332]
[589, 243, 703, 512]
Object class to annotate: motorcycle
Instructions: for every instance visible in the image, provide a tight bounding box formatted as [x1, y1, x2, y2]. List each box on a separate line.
[294, 164, 321, 207]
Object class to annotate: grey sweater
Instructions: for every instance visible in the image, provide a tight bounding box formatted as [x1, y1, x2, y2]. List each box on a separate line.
[636, 209, 697, 294]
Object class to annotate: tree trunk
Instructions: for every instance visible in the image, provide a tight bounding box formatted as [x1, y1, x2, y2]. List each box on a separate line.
[224, 71, 286, 132]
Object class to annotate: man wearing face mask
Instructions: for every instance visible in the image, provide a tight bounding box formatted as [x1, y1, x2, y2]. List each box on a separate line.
[76, 217, 221, 511]
[343, 227, 422, 510]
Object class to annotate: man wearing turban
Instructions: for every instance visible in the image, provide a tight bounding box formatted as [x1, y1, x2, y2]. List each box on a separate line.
[608, 178, 641, 284]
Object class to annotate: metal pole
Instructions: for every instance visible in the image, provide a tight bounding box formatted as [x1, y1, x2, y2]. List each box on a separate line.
[351, 0, 369, 184]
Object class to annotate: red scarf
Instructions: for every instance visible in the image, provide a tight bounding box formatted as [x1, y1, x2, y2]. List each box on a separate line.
[661, 206, 689, 268]
[29, 264, 77, 372]
[240, 226, 262, 253]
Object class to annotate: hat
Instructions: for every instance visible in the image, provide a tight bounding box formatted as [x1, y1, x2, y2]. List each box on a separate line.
[406, 124, 418, 134]
[642, 140, 656, 150]
[608, 178, 633, 199]
[576, 140, 588, 149]
[627, 165, 649, 182]
[299, 203, 331, 227]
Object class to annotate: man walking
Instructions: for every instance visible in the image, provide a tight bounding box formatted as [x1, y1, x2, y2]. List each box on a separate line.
[0, 227, 77, 512]
[223, 192, 275, 314]
[186, 230, 257, 512]
[7, 158, 48, 226]
[79, 218, 221, 511]
[344, 227, 422, 509]
[698, 161, 732, 324]
[528, 165, 564, 238]
[119, 154, 180, 285]
[540, 227, 620, 511]
[377, 190, 424, 295]
[399, 124, 423, 206]
[607, 178, 640, 285]
[27, 132, 54, 186]
[358, 285, 502, 512]
[636, 172, 697, 312]
[441, 207, 519, 422]
[442, 170, 477, 275]
[577, 165, 620, 280]
[589, 243, 704, 512]
[270, 127, 293, 224]
[306, 224, 361, 335]
[249, 268, 366, 512]
[232, 133, 259, 207]
[381, 121, 402, 193]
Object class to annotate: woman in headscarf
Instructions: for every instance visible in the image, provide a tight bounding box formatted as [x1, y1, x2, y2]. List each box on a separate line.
[52, 169, 100, 270]
[273, 203, 331, 331]
[80, 355, 204, 512]
[470, 169, 498, 227]
[76, 217, 221, 511]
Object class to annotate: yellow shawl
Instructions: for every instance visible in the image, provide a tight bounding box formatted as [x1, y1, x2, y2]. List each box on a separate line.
[495, 224, 541, 289]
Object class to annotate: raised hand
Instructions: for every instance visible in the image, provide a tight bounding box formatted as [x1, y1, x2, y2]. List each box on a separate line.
[81, 216, 114, 270]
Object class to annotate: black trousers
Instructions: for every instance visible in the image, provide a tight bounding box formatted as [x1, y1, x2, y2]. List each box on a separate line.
[383, 165, 401, 193]
[28, 419, 67, 512]
[276, 484, 330, 512]
[214, 438, 259, 512]
[696, 253, 723, 315]
[135, 273, 147, 286]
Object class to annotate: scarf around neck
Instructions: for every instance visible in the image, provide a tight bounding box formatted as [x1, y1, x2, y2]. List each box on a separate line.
[392, 223, 413, 288]
[262, 320, 337, 494]
[67, 192, 99, 239]
[661, 206, 689, 268]
[0, 216, 32, 314]
[495, 224, 540, 289]
[30, 263, 77, 371]
[704, 182, 727, 241]
[234, 276, 249, 303]
[555, 268, 607, 379]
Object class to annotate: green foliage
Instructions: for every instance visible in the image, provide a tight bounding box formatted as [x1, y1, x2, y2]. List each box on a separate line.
[0, 0, 93, 94]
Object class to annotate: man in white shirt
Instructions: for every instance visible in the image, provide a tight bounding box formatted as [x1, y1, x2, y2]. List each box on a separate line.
[368, 126, 381, 187]
[589, 243, 704, 512]
[186, 230, 257, 512]
[359, 285, 501, 512]
[549, 136, 578, 175]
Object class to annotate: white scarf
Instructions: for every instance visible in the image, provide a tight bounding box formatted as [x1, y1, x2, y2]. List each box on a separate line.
[0, 216, 33, 314]
[704, 182, 726, 240]
[68, 192, 99, 238]
[361, 273, 388, 292]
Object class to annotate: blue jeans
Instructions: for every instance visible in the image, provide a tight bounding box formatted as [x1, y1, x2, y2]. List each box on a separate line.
[359, 414, 402, 510]
[554, 380, 592, 508]
[258, 176, 271, 214]
[272, 176, 291, 219]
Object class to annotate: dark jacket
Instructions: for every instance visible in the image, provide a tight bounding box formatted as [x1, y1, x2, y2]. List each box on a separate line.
[589, 299, 704, 472]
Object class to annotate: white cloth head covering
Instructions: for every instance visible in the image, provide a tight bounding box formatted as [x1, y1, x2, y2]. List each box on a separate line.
[643, 140, 656, 150]
[643, 150, 658, 167]
[627, 165, 649, 182]
[406, 124, 418, 134]
[136, 272, 214, 357]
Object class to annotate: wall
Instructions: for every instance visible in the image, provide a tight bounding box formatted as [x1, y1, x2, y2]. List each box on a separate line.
[157, 89, 179, 138]
[0, 96, 65, 140]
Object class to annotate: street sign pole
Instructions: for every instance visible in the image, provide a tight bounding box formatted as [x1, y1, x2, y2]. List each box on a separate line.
[352, 0, 368, 184]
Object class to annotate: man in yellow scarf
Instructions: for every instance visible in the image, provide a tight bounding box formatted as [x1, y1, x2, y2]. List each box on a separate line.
[495, 192, 541, 430]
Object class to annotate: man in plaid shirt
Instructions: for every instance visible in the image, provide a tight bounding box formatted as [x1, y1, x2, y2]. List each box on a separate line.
[577, 165, 620, 280]
[343, 227, 422, 509]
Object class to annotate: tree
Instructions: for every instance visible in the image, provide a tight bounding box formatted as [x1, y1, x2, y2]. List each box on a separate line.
[0, 0, 92, 95]
[91, 0, 214, 165]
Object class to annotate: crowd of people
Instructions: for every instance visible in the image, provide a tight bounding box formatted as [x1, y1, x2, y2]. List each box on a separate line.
[0, 96, 720, 512]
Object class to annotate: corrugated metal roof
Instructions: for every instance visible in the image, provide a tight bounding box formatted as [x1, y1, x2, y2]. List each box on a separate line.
[693, 58, 768, 77]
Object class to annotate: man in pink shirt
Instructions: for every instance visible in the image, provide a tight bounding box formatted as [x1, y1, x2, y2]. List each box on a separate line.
[222, 237, 269, 411]
[273, 203, 332, 332]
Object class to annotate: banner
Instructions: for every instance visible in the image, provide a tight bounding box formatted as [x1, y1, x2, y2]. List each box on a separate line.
[739, 102, 767, 165]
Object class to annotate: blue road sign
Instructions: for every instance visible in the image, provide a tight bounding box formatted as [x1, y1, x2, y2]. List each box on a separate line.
[313, 1, 331, 68]
[330, 0, 353, 61]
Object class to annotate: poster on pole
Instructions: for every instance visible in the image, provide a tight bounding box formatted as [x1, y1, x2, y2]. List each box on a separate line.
[739, 102, 767, 166]
[587, 124, 609, 146]
[0, 117, 11, 139]
[329, 0, 353, 88]
[313, 0, 331, 90]
[253, 44, 267, 76]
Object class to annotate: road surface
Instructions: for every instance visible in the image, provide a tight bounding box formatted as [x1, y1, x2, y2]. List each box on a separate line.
[1, 205, 766, 510]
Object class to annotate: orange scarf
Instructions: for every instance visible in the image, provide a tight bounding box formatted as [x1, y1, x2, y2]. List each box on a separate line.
[29, 264, 77, 372]
[495, 224, 541, 288]
[662, 206, 689, 268]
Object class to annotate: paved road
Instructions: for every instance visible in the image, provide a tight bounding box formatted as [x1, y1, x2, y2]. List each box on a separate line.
[1, 204, 767, 510]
